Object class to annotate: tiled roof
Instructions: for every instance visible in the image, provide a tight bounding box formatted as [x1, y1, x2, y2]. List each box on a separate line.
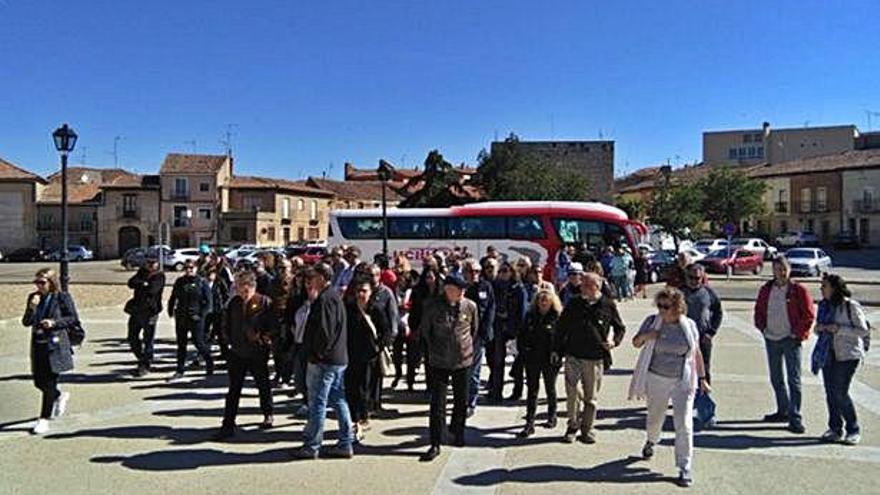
[160, 153, 229, 174]
[306, 177, 404, 201]
[0, 157, 46, 183]
[39, 167, 149, 204]
[614, 163, 755, 194]
[101, 172, 160, 189]
[230, 175, 334, 197]
[343, 162, 477, 183]
[749, 149, 880, 178]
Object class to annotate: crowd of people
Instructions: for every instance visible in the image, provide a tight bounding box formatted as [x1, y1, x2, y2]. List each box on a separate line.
[20, 242, 871, 487]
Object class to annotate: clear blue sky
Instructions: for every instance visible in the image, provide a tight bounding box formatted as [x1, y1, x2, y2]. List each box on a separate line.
[1, 0, 878, 179]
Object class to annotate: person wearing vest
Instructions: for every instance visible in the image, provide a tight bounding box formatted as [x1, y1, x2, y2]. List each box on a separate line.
[753, 255, 816, 434]
[167, 260, 214, 381]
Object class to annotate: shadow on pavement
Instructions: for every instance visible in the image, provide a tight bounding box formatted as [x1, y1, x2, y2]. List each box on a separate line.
[92, 448, 293, 471]
[668, 433, 822, 450]
[453, 456, 676, 487]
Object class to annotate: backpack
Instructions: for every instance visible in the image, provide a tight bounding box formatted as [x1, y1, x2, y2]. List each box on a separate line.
[845, 301, 871, 352]
[59, 293, 86, 347]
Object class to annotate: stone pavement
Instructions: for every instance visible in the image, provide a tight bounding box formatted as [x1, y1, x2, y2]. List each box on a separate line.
[1, 300, 878, 495]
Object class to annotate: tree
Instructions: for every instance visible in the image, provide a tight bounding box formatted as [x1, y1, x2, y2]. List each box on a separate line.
[698, 166, 767, 232]
[647, 171, 705, 249]
[398, 150, 473, 208]
[473, 133, 591, 201]
[615, 197, 646, 221]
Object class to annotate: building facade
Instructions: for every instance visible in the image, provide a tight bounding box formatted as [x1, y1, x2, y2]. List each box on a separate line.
[0, 158, 45, 255]
[703, 122, 857, 166]
[491, 140, 615, 203]
[159, 153, 233, 248]
[843, 167, 880, 246]
[97, 175, 161, 258]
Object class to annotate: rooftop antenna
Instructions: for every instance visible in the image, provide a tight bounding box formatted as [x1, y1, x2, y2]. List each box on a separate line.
[866, 110, 880, 131]
[220, 124, 238, 157]
[184, 139, 197, 153]
[598, 129, 604, 139]
[106, 136, 122, 167]
[77, 146, 87, 165]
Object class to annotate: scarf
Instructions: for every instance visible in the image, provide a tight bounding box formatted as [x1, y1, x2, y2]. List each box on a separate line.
[628, 313, 699, 401]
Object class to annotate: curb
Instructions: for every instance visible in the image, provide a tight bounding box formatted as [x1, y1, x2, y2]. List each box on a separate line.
[719, 296, 880, 308]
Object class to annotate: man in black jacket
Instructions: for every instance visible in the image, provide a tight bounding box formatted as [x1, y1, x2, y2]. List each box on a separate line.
[557, 272, 625, 444]
[464, 259, 495, 416]
[125, 256, 165, 377]
[167, 260, 214, 381]
[214, 271, 277, 439]
[292, 262, 354, 460]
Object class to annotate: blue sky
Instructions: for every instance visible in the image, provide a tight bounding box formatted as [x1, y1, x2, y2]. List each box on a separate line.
[1, 0, 878, 179]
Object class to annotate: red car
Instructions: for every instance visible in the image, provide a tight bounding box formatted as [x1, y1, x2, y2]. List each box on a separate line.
[286, 245, 327, 264]
[699, 248, 764, 275]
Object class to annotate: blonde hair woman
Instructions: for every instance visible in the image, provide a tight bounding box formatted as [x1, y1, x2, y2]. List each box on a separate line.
[629, 287, 710, 487]
[516, 287, 564, 438]
[21, 268, 81, 434]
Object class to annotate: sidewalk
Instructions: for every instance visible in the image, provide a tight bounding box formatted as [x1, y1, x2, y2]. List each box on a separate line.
[0, 301, 878, 494]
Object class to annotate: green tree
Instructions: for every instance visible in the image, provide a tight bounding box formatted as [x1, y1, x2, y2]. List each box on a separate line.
[473, 133, 591, 201]
[398, 150, 473, 208]
[698, 166, 767, 232]
[615, 197, 646, 220]
[648, 172, 705, 248]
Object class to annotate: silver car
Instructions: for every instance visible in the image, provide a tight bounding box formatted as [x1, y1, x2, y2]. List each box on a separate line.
[785, 248, 832, 277]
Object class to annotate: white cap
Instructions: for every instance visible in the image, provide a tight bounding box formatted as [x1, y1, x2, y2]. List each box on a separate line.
[568, 262, 585, 274]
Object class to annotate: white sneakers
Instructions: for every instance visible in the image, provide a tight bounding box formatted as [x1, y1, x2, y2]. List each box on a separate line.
[52, 392, 70, 419]
[31, 419, 50, 435]
[843, 432, 861, 446]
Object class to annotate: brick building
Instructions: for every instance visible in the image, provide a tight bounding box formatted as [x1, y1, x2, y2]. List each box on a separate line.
[0, 158, 45, 255]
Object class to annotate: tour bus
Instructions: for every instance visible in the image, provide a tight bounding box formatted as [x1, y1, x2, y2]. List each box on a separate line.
[328, 201, 648, 280]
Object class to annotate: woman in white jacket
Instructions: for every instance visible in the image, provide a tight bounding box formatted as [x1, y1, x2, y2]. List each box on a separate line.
[816, 274, 870, 445]
[629, 287, 710, 487]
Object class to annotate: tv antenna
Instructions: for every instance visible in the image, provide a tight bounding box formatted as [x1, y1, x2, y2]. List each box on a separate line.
[184, 139, 197, 153]
[866, 110, 880, 131]
[106, 136, 122, 167]
[220, 124, 238, 157]
[77, 146, 87, 165]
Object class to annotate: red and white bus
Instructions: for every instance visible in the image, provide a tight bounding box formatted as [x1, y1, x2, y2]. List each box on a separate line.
[328, 201, 648, 279]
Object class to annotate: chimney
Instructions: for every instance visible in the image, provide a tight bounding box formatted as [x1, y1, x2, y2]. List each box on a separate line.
[762, 121, 771, 139]
[344, 162, 355, 180]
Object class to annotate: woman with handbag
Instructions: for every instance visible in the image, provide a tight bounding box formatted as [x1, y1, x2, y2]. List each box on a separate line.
[344, 276, 384, 441]
[517, 287, 562, 438]
[22, 268, 81, 435]
[629, 287, 710, 487]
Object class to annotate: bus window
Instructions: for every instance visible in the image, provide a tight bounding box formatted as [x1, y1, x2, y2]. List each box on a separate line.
[448, 217, 506, 239]
[553, 218, 603, 244]
[389, 217, 445, 239]
[338, 217, 383, 239]
[508, 216, 546, 239]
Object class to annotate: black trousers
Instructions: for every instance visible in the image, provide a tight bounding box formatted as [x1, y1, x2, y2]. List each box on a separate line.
[429, 366, 468, 447]
[393, 334, 422, 387]
[345, 358, 379, 422]
[127, 313, 157, 366]
[510, 351, 525, 396]
[33, 343, 60, 419]
[700, 336, 713, 384]
[222, 352, 273, 427]
[175, 316, 213, 374]
[206, 313, 228, 360]
[525, 359, 559, 423]
[272, 336, 294, 384]
[487, 336, 510, 400]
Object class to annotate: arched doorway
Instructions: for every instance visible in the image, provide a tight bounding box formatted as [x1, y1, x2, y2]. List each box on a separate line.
[118, 226, 141, 258]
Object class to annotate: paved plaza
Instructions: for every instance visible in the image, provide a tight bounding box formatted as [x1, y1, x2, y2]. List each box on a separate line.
[1, 298, 878, 495]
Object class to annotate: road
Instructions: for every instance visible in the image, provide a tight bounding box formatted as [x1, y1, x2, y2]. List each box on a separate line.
[1, 300, 878, 494]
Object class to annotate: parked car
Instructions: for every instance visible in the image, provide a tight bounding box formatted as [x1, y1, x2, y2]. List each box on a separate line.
[731, 238, 778, 260]
[693, 238, 729, 253]
[224, 244, 258, 261]
[775, 231, 819, 248]
[699, 248, 764, 275]
[285, 245, 327, 264]
[679, 247, 707, 263]
[4, 247, 47, 262]
[47, 245, 94, 262]
[645, 250, 677, 284]
[833, 231, 860, 249]
[166, 248, 202, 271]
[785, 248, 832, 277]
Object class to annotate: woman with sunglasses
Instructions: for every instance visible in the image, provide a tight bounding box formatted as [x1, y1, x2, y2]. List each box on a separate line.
[517, 288, 563, 437]
[629, 287, 710, 487]
[816, 274, 869, 445]
[22, 268, 81, 434]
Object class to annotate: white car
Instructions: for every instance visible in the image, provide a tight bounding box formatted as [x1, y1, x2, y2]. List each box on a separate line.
[775, 231, 820, 248]
[785, 248, 832, 277]
[225, 244, 258, 261]
[731, 238, 778, 260]
[679, 247, 707, 263]
[166, 248, 202, 271]
[693, 238, 729, 253]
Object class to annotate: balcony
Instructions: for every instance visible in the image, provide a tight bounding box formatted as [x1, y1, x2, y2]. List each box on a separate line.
[774, 202, 788, 213]
[120, 208, 140, 220]
[798, 201, 830, 214]
[854, 199, 880, 213]
[169, 191, 190, 201]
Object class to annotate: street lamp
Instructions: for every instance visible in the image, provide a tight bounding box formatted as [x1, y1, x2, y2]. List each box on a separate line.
[52, 124, 78, 292]
[377, 159, 394, 259]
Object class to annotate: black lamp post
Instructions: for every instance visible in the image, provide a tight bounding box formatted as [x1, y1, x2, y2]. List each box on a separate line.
[377, 159, 394, 259]
[52, 124, 78, 292]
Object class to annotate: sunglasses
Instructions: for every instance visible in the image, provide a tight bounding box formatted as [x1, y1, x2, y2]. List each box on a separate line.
[357, 288, 371, 294]
[657, 303, 673, 310]
[33, 280, 48, 286]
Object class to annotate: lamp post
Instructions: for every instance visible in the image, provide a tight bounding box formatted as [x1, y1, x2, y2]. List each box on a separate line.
[52, 124, 78, 292]
[377, 159, 394, 259]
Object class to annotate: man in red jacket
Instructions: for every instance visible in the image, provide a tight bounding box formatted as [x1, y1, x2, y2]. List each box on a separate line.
[753, 256, 816, 434]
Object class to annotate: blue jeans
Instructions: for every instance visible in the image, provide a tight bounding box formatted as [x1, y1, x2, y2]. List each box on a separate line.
[468, 339, 486, 409]
[822, 354, 860, 435]
[765, 337, 803, 423]
[302, 363, 353, 453]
